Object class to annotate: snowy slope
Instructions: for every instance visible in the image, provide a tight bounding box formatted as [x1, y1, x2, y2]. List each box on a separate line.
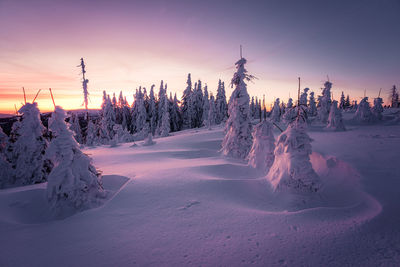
[0, 123, 399, 266]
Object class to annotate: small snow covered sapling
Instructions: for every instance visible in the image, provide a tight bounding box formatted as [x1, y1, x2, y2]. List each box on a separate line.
[247, 120, 275, 174]
[326, 100, 346, 131]
[266, 112, 321, 194]
[143, 133, 156, 146]
[46, 106, 105, 212]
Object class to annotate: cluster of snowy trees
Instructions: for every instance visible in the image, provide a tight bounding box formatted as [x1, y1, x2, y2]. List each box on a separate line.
[0, 103, 104, 213]
[221, 56, 320, 194]
[71, 75, 229, 146]
[260, 80, 391, 130]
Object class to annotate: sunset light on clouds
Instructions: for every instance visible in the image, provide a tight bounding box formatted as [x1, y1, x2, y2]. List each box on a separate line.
[1, 0, 399, 113]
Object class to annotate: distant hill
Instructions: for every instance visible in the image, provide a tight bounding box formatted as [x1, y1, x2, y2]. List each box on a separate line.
[0, 113, 14, 119]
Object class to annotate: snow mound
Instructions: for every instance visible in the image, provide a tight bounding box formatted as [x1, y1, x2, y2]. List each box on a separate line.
[0, 175, 130, 224]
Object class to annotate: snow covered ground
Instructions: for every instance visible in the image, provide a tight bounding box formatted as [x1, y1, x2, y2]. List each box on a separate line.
[1, 120, 400, 266]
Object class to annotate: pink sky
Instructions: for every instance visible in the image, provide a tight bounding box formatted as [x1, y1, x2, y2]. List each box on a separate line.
[1, 0, 398, 113]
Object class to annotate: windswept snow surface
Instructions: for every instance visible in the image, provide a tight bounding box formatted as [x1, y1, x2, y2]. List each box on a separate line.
[1, 123, 400, 266]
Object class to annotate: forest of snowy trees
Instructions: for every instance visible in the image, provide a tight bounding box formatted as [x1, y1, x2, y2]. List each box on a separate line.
[0, 56, 399, 206]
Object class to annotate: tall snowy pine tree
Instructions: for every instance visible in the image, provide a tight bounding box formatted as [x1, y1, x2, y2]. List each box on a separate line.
[221, 57, 253, 159]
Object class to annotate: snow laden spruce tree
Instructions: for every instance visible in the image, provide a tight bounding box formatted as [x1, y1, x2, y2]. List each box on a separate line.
[270, 98, 281, 123]
[215, 80, 228, 124]
[133, 87, 148, 140]
[221, 56, 254, 159]
[299, 88, 309, 106]
[158, 94, 170, 137]
[8, 103, 50, 185]
[283, 98, 296, 124]
[308, 91, 317, 116]
[0, 126, 13, 188]
[266, 109, 321, 194]
[99, 94, 116, 144]
[247, 120, 275, 174]
[69, 113, 83, 144]
[202, 85, 209, 126]
[353, 97, 374, 123]
[207, 94, 216, 130]
[170, 93, 181, 132]
[317, 81, 332, 123]
[148, 85, 157, 135]
[46, 106, 105, 212]
[85, 119, 98, 147]
[372, 97, 384, 121]
[326, 100, 346, 131]
[181, 74, 193, 129]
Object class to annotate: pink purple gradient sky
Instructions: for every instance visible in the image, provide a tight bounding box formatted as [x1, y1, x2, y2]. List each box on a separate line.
[0, 0, 399, 113]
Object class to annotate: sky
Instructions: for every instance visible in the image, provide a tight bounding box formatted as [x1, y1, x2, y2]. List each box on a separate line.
[0, 0, 399, 113]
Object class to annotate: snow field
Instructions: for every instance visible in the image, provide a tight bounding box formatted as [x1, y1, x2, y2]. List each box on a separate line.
[1, 122, 399, 266]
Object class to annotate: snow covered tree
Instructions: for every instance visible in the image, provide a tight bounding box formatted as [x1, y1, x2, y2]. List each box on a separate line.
[158, 94, 170, 137]
[0, 126, 7, 153]
[353, 97, 374, 123]
[339, 91, 346, 109]
[202, 85, 209, 126]
[326, 100, 346, 131]
[283, 98, 296, 124]
[221, 57, 253, 159]
[279, 101, 286, 118]
[247, 120, 275, 174]
[111, 92, 117, 108]
[99, 94, 116, 144]
[372, 97, 384, 121]
[85, 119, 98, 146]
[46, 106, 105, 212]
[143, 132, 155, 146]
[207, 94, 216, 130]
[250, 96, 255, 120]
[170, 93, 181, 132]
[353, 100, 358, 110]
[317, 81, 332, 123]
[148, 85, 157, 135]
[215, 79, 228, 124]
[100, 91, 108, 118]
[254, 97, 261, 120]
[134, 87, 147, 136]
[270, 98, 281, 122]
[113, 124, 135, 143]
[266, 117, 321, 194]
[308, 91, 317, 116]
[191, 80, 204, 128]
[0, 127, 13, 188]
[181, 74, 193, 129]
[345, 95, 351, 109]
[157, 81, 166, 133]
[7, 103, 49, 185]
[389, 85, 399, 108]
[299, 88, 309, 106]
[69, 113, 83, 144]
[262, 95, 268, 120]
[287, 98, 293, 109]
